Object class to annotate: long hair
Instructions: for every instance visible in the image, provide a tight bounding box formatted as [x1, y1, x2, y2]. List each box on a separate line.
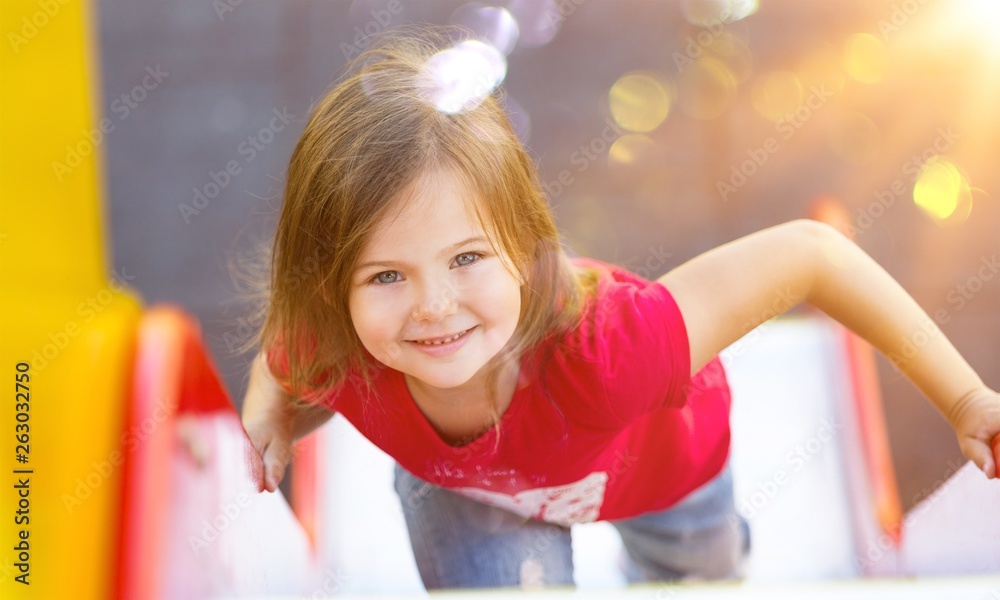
[236, 25, 600, 444]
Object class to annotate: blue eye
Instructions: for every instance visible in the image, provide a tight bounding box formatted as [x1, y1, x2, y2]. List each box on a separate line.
[366, 252, 485, 286]
[372, 271, 400, 285]
[455, 252, 481, 267]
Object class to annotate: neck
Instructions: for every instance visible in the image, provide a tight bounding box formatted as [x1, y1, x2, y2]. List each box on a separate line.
[404, 354, 524, 447]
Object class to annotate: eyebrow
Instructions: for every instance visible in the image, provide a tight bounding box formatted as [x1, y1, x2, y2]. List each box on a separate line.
[354, 236, 489, 272]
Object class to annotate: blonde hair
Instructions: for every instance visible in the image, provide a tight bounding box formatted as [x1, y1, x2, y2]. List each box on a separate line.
[237, 25, 599, 445]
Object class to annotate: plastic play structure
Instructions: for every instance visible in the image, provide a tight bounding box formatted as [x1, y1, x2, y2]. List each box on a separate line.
[1, 1, 997, 598]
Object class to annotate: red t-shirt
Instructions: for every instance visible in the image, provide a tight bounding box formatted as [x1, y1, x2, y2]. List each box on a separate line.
[275, 257, 732, 524]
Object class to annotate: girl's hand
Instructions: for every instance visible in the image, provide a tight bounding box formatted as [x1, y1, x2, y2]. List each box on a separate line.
[241, 350, 297, 493]
[243, 408, 294, 493]
[240, 349, 336, 492]
[948, 387, 1000, 480]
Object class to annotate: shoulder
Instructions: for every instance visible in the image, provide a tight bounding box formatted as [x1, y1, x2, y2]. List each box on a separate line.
[567, 256, 686, 347]
[563, 256, 692, 417]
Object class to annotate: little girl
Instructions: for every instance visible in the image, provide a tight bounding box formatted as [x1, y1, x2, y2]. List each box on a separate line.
[240, 28, 1000, 590]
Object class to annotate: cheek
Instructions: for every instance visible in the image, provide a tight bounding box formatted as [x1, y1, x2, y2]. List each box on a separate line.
[468, 262, 521, 321]
[349, 291, 405, 358]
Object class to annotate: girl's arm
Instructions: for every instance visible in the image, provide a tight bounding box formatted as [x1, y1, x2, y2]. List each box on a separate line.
[658, 219, 1000, 478]
[241, 350, 335, 492]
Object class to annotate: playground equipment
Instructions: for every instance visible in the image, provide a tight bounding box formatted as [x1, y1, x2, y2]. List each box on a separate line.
[0, 1, 321, 596]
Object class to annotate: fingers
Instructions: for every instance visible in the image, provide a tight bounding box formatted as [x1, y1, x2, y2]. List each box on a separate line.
[245, 424, 288, 493]
[261, 436, 294, 492]
[244, 428, 269, 493]
[959, 437, 996, 480]
[991, 434, 1000, 480]
[245, 436, 266, 493]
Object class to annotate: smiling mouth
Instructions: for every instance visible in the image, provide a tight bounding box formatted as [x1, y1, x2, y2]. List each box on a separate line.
[408, 327, 474, 345]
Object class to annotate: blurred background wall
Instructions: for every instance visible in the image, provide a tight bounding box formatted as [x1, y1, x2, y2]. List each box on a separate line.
[91, 0, 999, 511]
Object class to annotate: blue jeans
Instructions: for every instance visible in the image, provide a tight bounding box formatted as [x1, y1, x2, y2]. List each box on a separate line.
[393, 461, 751, 590]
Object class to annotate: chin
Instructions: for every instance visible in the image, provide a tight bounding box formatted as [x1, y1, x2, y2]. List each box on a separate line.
[406, 365, 477, 390]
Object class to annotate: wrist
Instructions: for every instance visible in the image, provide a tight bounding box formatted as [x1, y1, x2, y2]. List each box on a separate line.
[945, 385, 989, 431]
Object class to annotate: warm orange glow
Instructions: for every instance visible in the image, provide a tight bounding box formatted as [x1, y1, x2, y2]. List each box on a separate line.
[798, 43, 845, 95]
[828, 112, 881, 166]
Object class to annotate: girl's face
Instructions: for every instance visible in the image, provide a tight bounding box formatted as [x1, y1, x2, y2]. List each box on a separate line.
[348, 167, 522, 391]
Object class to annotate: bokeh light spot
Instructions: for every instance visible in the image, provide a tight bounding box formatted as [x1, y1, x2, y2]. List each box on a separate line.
[506, 0, 562, 47]
[843, 33, 887, 84]
[682, 0, 759, 26]
[449, 4, 520, 56]
[418, 40, 507, 114]
[676, 57, 737, 120]
[609, 73, 673, 133]
[913, 157, 973, 224]
[609, 134, 656, 166]
[704, 31, 753, 84]
[751, 71, 804, 122]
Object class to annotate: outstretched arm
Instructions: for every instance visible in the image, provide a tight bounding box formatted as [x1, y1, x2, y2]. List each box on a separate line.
[241, 350, 335, 492]
[658, 219, 1000, 478]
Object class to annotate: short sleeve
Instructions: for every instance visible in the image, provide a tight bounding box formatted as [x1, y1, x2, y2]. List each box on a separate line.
[599, 279, 692, 422]
[263, 333, 336, 407]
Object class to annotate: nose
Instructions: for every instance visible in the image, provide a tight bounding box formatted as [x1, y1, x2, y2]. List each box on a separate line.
[410, 279, 459, 322]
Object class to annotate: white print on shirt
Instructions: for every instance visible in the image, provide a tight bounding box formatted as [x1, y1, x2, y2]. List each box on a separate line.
[424, 460, 550, 487]
[452, 471, 609, 526]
